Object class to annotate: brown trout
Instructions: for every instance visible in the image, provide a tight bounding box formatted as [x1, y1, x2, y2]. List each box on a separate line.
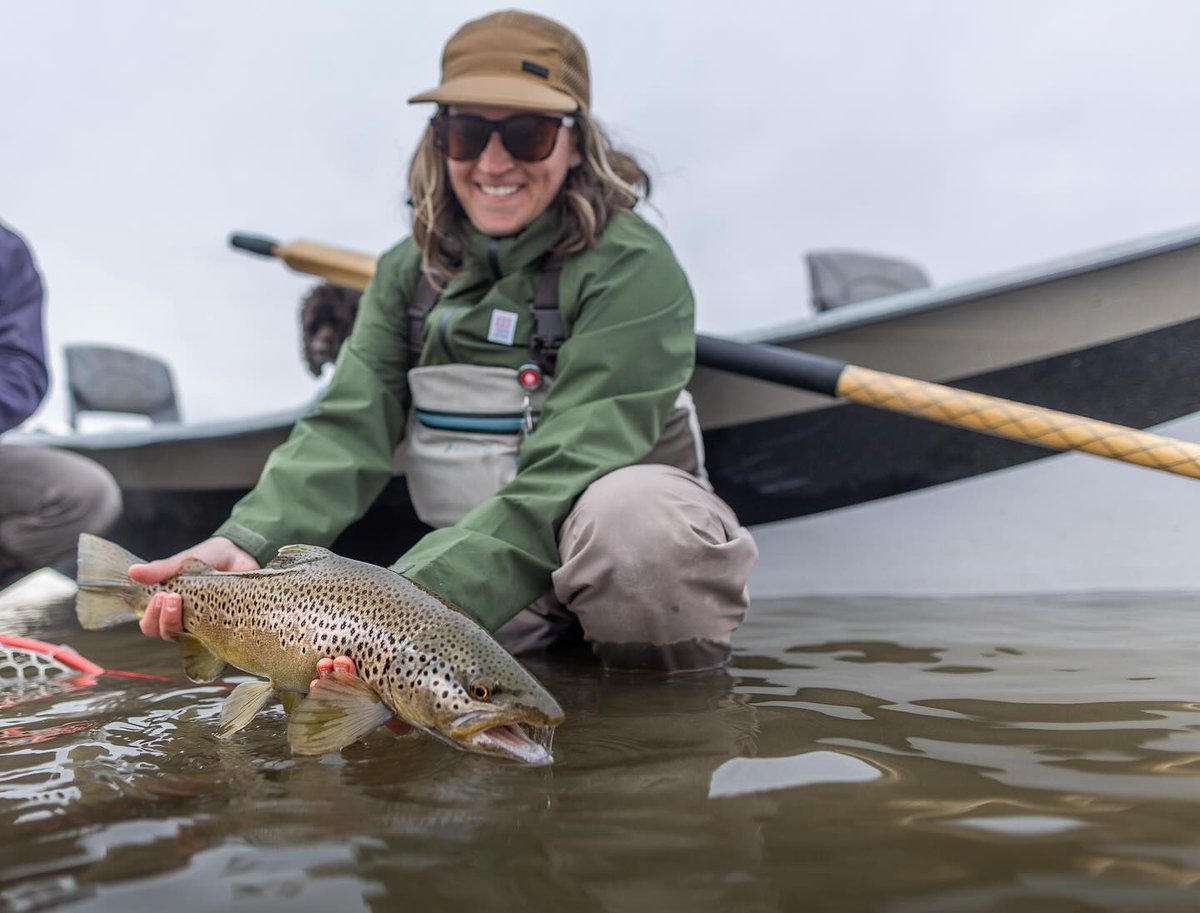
[75, 534, 563, 765]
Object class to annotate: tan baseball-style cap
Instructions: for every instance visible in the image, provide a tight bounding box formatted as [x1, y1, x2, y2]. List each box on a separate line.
[408, 10, 589, 114]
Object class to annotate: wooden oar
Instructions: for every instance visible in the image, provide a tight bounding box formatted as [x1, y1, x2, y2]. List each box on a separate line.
[230, 234, 377, 291]
[229, 232, 1200, 481]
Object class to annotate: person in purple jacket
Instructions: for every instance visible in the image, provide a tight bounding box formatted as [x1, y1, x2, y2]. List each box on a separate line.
[0, 221, 122, 588]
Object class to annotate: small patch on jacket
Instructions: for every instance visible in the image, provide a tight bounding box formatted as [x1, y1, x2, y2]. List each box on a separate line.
[487, 309, 519, 346]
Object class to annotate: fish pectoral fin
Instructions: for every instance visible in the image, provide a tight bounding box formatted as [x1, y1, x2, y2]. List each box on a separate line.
[286, 671, 393, 756]
[279, 691, 305, 716]
[177, 634, 226, 683]
[218, 680, 276, 739]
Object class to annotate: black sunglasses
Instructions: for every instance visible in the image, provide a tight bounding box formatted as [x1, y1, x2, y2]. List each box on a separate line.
[431, 112, 576, 163]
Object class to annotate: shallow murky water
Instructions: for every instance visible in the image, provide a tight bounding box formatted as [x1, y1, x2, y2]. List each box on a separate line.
[3, 590, 1200, 913]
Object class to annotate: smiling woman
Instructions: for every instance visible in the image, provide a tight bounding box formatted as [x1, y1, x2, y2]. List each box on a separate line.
[405, 15, 652, 287]
[438, 108, 580, 238]
[131, 9, 758, 676]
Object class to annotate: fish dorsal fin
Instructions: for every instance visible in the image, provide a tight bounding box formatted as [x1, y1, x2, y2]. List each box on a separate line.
[265, 545, 334, 570]
[178, 633, 226, 683]
[179, 558, 215, 575]
[286, 671, 393, 756]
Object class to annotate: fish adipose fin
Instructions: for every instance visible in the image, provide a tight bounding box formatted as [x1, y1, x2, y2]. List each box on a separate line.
[265, 545, 334, 570]
[287, 671, 393, 756]
[178, 633, 227, 682]
[219, 680, 276, 738]
[75, 533, 144, 630]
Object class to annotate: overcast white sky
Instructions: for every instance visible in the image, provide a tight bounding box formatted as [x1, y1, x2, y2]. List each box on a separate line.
[4, 1, 1200, 426]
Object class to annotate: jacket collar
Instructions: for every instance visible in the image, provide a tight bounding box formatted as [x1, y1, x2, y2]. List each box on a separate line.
[457, 208, 562, 285]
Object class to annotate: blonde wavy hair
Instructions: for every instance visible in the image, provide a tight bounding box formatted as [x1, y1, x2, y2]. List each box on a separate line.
[408, 109, 651, 287]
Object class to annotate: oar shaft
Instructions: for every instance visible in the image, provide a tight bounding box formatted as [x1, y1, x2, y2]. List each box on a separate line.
[275, 240, 376, 292]
[699, 334, 1200, 479]
[693, 334, 843, 396]
[229, 231, 1200, 481]
[837, 365, 1200, 479]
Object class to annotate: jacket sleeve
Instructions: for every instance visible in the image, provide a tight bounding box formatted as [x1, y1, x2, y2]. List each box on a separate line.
[395, 226, 695, 629]
[0, 228, 49, 434]
[215, 244, 415, 563]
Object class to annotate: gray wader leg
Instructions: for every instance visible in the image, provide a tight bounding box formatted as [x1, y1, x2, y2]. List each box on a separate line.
[0, 445, 123, 576]
[495, 464, 757, 672]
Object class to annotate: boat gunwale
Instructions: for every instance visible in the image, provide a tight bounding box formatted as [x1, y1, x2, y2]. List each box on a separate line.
[10, 222, 1200, 454]
[740, 222, 1200, 346]
[5, 404, 311, 451]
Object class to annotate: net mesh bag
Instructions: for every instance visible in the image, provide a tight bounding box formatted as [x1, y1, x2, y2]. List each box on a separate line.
[0, 638, 92, 683]
[1, 643, 74, 681]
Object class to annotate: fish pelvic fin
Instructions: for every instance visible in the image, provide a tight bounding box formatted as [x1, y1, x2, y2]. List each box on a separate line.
[287, 671, 393, 756]
[219, 680, 276, 738]
[279, 691, 305, 716]
[75, 533, 146, 630]
[177, 633, 227, 683]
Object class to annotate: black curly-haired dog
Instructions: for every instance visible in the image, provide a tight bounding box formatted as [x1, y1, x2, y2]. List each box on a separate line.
[300, 283, 361, 376]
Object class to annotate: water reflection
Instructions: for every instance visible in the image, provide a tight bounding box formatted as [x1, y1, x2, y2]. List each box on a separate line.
[1, 591, 1200, 911]
[708, 749, 885, 798]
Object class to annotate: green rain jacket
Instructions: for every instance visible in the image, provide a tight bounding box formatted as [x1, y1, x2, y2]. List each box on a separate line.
[215, 208, 695, 631]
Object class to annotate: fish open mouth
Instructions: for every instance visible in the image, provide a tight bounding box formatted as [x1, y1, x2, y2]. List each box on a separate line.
[451, 715, 556, 766]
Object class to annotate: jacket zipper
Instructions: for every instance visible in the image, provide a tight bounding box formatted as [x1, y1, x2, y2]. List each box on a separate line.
[487, 237, 501, 279]
[438, 238, 503, 361]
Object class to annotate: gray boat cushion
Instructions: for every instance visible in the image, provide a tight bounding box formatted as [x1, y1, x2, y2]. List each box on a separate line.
[65, 344, 180, 429]
[808, 250, 930, 312]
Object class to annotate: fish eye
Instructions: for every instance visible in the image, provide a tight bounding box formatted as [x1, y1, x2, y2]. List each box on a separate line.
[468, 680, 492, 702]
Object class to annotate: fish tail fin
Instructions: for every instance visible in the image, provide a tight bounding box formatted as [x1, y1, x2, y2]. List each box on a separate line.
[75, 534, 148, 630]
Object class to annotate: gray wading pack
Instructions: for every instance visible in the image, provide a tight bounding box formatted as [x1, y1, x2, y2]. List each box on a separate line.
[404, 254, 708, 528]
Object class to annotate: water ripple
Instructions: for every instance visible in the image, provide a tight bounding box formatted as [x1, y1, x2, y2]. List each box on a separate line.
[2, 591, 1200, 911]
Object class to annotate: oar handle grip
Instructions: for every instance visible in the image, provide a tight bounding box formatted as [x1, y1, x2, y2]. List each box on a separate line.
[229, 233, 280, 257]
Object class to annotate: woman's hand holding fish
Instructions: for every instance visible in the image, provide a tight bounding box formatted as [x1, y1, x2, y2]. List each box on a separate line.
[128, 537, 259, 640]
[310, 655, 414, 735]
[310, 655, 357, 690]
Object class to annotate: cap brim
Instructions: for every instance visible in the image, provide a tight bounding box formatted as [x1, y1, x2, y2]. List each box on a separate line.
[408, 75, 578, 113]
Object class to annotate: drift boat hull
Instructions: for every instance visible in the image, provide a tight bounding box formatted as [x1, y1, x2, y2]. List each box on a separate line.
[12, 224, 1200, 567]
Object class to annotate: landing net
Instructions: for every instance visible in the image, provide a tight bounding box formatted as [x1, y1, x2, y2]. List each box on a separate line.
[0, 635, 104, 682]
[0, 635, 168, 685]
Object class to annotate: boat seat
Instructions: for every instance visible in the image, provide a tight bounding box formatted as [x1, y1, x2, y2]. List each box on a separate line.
[65, 344, 181, 430]
[808, 250, 931, 312]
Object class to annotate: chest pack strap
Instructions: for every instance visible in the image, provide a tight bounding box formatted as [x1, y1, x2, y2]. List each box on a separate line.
[408, 271, 442, 369]
[529, 253, 565, 376]
[406, 254, 565, 375]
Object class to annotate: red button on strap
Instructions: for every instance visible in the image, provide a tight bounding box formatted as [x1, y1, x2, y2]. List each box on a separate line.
[517, 364, 543, 390]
